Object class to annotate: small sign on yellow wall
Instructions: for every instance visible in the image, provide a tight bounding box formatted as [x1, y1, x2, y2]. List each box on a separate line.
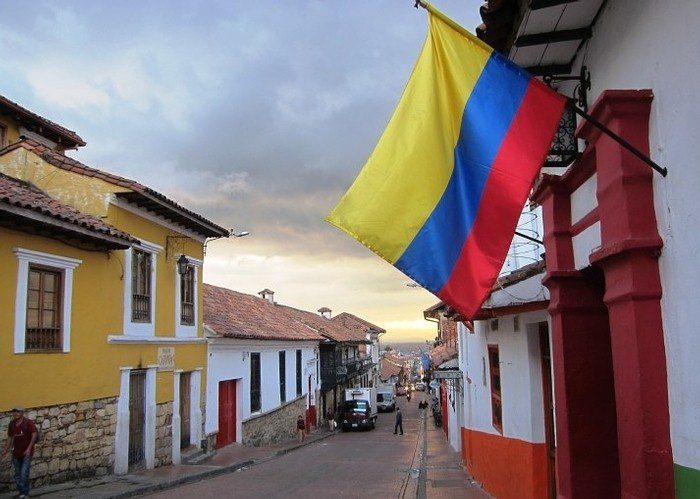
[157, 347, 175, 371]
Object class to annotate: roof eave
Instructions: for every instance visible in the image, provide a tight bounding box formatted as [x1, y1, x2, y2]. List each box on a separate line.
[0, 203, 134, 251]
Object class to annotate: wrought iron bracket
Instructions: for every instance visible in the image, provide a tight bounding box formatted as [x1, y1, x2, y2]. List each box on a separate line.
[544, 65, 591, 110]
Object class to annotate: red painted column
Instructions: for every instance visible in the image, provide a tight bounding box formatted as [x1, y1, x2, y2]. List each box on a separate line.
[584, 90, 674, 498]
[538, 182, 621, 498]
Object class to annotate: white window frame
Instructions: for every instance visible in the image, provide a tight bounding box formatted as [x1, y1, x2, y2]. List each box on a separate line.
[174, 255, 202, 338]
[13, 248, 81, 354]
[123, 239, 162, 337]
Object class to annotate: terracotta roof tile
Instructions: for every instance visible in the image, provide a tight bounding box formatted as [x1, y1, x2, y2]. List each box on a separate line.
[429, 344, 458, 366]
[203, 284, 371, 344]
[332, 312, 386, 335]
[203, 284, 323, 342]
[0, 173, 137, 246]
[0, 94, 86, 147]
[379, 356, 405, 381]
[0, 139, 228, 237]
[279, 306, 367, 343]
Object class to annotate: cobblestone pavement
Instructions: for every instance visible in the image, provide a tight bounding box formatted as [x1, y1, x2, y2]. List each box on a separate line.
[147, 395, 488, 499]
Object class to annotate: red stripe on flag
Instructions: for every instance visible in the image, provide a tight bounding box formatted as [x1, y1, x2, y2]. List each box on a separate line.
[438, 80, 565, 318]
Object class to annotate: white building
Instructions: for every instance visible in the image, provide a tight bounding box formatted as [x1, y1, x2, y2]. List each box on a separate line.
[476, 0, 700, 496]
[458, 261, 553, 499]
[203, 285, 321, 448]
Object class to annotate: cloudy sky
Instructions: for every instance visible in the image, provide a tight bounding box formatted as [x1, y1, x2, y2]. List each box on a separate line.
[1, 1, 483, 342]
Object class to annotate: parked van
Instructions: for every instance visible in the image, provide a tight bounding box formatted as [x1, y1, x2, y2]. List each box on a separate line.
[377, 391, 396, 412]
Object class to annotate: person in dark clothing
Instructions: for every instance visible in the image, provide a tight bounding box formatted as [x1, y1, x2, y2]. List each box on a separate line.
[394, 407, 404, 435]
[1, 406, 37, 498]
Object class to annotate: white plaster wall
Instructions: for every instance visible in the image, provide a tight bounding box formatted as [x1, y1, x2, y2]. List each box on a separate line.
[570, 174, 597, 225]
[205, 339, 318, 442]
[572, 221, 601, 270]
[559, 0, 700, 469]
[459, 311, 547, 443]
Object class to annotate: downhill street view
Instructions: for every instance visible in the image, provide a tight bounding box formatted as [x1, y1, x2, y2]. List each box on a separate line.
[1, 1, 699, 498]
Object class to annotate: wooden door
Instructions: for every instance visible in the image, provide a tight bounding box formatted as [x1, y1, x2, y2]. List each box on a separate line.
[128, 370, 146, 468]
[180, 372, 191, 449]
[539, 323, 557, 499]
[217, 380, 237, 448]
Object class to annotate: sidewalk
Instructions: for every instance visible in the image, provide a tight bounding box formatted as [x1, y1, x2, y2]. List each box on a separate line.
[418, 415, 489, 499]
[1, 428, 337, 499]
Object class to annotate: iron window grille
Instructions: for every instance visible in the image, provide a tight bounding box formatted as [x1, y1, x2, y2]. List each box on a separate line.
[25, 265, 62, 351]
[279, 351, 286, 403]
[131, 249, 152, 322]
[250, 352, 261, 412]
[180, 265, 195, 325]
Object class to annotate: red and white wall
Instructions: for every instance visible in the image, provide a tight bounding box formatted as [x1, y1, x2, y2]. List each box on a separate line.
[458, 275, 552, 499]
[540, 1, 700, 495]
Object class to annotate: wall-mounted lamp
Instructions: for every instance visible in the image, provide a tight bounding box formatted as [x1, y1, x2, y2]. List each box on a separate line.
[177, 254, 190, 275]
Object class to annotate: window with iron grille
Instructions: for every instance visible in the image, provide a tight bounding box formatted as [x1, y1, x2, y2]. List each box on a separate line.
[250, 352, 261, 412]
[279, 351, 286, 403]
[131, 249, 151, 322]
[25, 266, 62, 351]
[296, 349, 302, 396]
[488, 344, 503, 433]
[180, 265, 195, 325]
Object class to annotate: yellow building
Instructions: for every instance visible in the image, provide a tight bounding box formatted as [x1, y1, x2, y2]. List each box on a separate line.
[0, 95, 228, 490]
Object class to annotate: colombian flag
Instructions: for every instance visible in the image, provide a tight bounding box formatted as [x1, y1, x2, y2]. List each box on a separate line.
[327, 5, 565, 318]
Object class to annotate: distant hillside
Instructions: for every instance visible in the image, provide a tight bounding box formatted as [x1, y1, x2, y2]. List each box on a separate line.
[383, 341, 429, 355]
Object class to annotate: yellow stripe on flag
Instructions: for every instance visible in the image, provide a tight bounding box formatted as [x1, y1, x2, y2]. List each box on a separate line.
[326, 13, 492, 264]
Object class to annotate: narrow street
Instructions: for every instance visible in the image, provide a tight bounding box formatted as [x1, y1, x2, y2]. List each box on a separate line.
[147, 396, 488, 498]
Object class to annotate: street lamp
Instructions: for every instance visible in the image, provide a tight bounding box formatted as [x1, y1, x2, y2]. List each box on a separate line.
[231, 230, 250, 238]
[176, 254, 190, 275]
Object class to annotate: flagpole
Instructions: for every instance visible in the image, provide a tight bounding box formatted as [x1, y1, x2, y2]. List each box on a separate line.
[568, 101, 668, 177]
[414, 1, 494, 53]
[414, 1, 668, 178]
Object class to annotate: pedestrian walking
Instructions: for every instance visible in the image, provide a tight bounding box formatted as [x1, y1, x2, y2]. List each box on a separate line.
[1, 406, 37, 498]
[326, 410, 336, 431]
[296, 414, 307, 442]
[394, 407, 404, 435]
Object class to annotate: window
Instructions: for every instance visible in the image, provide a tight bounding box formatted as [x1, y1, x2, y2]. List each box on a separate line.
[0, 123, 7, 147]
[250, 352, 261, 412]
[180, 265, 195, 326]
[279, 351, 286, 404]
[13, 248, 81, 354]
[488, 344, 502, 433]
[296, 350, 302, 396]
[131, 249, 152, 322]
[25, 266, 62, 351]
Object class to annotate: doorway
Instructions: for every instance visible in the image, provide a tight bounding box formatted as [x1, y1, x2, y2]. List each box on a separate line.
[539, 323, 556, 499]
[128, 370, 146, 469]
[180, 372, 191, 449]
[217, 379, 237, 448]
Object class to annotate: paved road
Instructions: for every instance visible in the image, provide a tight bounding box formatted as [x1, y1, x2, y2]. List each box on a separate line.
[147, 395, 487, 498]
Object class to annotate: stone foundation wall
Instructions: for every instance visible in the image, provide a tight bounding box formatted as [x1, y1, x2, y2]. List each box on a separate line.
[0, 397, 117, 493]
[154, 401, 173, 468]
[242, 395, 306, 447]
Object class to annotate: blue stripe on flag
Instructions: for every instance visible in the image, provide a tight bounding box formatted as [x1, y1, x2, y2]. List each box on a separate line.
[395, 52, 530, 292]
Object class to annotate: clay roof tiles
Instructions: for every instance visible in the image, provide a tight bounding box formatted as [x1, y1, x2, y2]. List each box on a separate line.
[331, 312, 386, 336]
[1, 138, 229, 238]
[0, 94, 86, 148]
[203, 284, 323, 342]
[0, 173, 137, 247]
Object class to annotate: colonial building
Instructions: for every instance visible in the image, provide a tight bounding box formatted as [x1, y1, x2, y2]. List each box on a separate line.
[203, 285, 321, 448]
[478, 0, 700, 496]
[0, 95, 228, 491]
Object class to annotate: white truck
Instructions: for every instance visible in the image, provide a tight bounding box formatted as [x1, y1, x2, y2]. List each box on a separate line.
[342, 387, 378, 430]
[376, 384, 396, 412]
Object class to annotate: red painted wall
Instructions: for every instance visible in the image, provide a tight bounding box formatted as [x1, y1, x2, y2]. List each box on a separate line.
[461, 427, 548, 499]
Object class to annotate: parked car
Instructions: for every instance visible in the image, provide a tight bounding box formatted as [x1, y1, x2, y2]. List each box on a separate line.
[340, 399, 376, 431]
[415, 382, 426, 391]
[377, 391, 396, 412]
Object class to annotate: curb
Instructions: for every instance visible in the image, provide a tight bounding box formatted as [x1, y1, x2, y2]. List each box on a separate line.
[112, 430, 339, 498]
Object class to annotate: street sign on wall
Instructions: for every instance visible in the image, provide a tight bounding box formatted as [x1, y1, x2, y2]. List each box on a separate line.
[433, 370, 462, 380]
